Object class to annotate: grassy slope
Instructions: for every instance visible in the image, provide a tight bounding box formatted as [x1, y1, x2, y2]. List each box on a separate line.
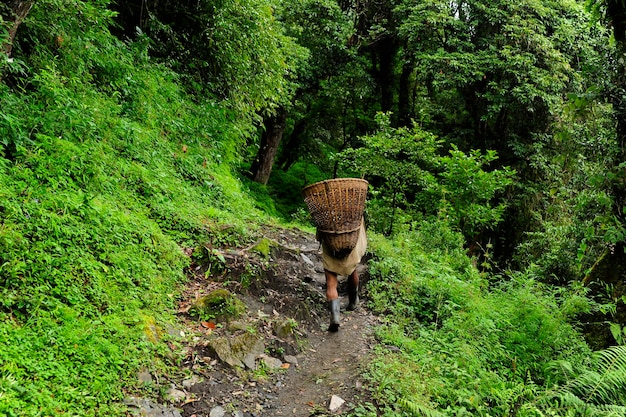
[0, 3, 271, 415]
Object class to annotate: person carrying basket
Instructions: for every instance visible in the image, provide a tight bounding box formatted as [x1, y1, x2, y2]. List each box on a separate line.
[302, 179, 368, 332]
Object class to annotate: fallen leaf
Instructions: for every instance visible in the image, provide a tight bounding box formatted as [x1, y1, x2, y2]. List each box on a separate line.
[201, 321, 216, 329]
[307, 401, 315, 407]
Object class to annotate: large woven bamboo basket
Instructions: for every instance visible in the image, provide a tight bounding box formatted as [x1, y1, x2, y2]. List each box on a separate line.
[302, 178, 368, 258]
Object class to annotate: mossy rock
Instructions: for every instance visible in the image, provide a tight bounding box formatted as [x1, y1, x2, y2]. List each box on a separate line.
[190, 289, 246, 323]
[251, 238, 272, 258]
[273, 318, 297, 339]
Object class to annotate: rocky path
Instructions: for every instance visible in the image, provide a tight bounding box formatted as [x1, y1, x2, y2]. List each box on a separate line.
[270, 304, 375, 416]
[170, 226, 378, 417]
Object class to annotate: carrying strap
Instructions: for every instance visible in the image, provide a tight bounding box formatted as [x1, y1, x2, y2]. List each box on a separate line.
[317, 224, 362, 235]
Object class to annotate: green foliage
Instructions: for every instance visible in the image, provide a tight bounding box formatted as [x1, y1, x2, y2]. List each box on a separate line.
[339, 113, 440, 234]
[140, 0, 307, 120]
[395, 0, 602, 150]
[268, 0, 377, 178]
[249, 160, 328, 222]
[513, 97, 619, 283]
[340, 113, 515, 239]
[0, 1, 623, 417]
[554, 345, 626, 407]
[363, 221, 600, 416]
[516, 346, 626, 416]
[279, 0, 352, 84]
[0, 0, 270, 414]
[438, 146, 515, 238]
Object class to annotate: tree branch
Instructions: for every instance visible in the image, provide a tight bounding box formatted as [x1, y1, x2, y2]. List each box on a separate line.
[2, 0, 35, 58]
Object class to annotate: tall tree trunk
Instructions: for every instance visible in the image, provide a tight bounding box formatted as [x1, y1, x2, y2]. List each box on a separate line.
[398, 60, 414, 127]
[374, 36, 396, 114]
[277, 115, 308, 171]
[250, 108, 288, 185]
[1, 1, 34, 58]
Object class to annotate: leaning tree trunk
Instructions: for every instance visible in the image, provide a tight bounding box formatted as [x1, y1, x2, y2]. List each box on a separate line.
[1, 1, 34, 58]
[250, 107, 288, 185]
[277, 115, 308, 171]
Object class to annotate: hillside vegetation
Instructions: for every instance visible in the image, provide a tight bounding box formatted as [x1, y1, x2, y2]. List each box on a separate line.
[2, 1, 626, 416]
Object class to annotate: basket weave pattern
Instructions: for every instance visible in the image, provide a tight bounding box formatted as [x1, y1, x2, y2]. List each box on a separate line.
[302, 178, 368, 258]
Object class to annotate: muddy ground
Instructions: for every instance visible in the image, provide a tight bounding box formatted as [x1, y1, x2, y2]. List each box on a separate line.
[171, 225, 379, 417]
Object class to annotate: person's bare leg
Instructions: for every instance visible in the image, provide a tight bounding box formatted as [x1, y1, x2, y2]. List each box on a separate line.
[324, 269, 340, 332]
[325, 269, 339, 301]
[347, 269, 359, 311]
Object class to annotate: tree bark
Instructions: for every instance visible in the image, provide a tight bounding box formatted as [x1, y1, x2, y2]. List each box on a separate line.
[373, 35, 397, 115]
[1, 1, 35, 58]
[277, 115, 308, 171]
[398, 60, 414, 127]
[251, 108, 288, 185]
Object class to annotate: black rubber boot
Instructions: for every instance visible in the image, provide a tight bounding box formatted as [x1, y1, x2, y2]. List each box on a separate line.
[328, 299, 340, 332]
[347, 281, 359, 311]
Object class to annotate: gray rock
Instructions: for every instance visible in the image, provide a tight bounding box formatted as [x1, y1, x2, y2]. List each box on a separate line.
[283, 355, 298, 367]
[228, 321, 249, 332]
[165, 386, 186, 403]
[138, 370, 153, 384]
[273, 319, 295, 338]
[182, 375, 203, 388]
[166, 325, 185, 338]
[259, 354, 283, 370]
[208, 333, 265, 369]
[243, 352, 258, 370]
[300, 253, 315, 267]
[209, 406, 226, 417]
[124, 396, 182, 417]
[329, 395, 345, 412]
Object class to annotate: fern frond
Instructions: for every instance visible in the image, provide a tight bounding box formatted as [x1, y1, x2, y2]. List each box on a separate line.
[399, 398, 444, 417]
[593, 403, 626, 416]
[563, 345, 626, 404]
[594, 345, 626, 372]
[540, 391, 626, 416]
[536, 345, 626, 416]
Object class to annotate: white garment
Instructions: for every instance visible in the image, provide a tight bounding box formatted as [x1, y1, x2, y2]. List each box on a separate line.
[321, 222, 367, 276]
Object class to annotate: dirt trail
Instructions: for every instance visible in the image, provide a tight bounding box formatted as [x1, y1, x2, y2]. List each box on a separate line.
[177, 226, 377, 417]
[271, 303, 375, 416]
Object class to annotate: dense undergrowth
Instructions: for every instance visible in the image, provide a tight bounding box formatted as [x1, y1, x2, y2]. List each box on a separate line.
[2, 1, 626, 416]
[0, 2, 267, 415]
[351, 223, 626, 417]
